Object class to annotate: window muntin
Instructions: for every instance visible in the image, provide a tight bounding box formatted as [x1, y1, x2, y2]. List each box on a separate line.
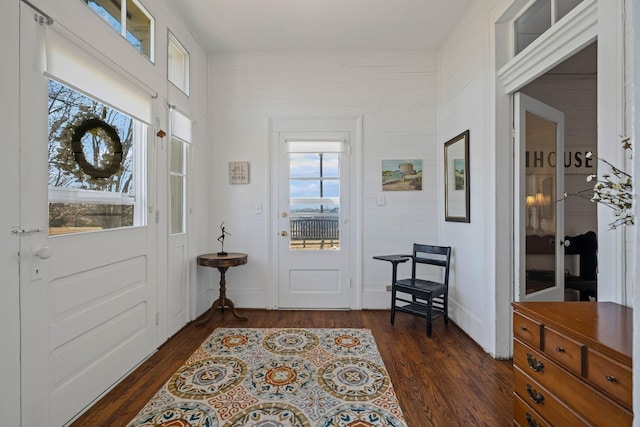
[84, 0, 155, 61]
[168, 32, 190, 95]
[47, 80, 146, 235]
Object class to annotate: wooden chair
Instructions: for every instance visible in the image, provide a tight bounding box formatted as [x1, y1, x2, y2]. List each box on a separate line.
[374, 244, 452, 337]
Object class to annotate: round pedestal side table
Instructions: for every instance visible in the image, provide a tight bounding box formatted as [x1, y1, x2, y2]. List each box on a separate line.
[196, 252, 248, 325]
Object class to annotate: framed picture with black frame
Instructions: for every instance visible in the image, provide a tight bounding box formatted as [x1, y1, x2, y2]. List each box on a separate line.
[444, 130, 470, 222]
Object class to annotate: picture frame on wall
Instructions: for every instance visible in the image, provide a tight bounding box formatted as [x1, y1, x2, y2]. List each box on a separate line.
[444, 130, 470, 222]
[229, 161, 249, 184]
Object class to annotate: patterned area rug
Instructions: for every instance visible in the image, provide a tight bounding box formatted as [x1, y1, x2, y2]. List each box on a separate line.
[128, 328, 407, 426]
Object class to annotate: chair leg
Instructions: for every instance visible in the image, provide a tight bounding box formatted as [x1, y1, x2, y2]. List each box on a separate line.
[426, 298, 433, 337]
[390, 288, 396, 325]
[444, 294, 449, 325]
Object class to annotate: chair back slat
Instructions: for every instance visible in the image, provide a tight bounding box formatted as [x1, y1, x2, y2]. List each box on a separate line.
[414, 257, 447, 267]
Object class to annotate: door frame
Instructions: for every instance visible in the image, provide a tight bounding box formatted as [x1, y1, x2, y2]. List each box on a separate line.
[1, 1, 21, 425]
[489, 0, 627, 357]
[268, 116, 363, 310]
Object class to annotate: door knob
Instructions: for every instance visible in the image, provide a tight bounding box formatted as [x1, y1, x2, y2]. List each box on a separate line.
[34, 246, 52, 259]
[281, 230, 288, 237]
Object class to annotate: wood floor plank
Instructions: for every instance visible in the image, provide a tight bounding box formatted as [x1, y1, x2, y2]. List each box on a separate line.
[71, 310, 513, 426]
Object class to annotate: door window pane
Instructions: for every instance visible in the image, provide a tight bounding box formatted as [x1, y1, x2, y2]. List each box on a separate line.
[170, 175, 184, 234]
[170, 137, 187, 234]
[289, 152, 340, 250]
[525, 112, 557, 294]
[47, 80, 145, 235]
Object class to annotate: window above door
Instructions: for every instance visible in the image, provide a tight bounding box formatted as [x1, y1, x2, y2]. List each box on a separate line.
[514, 0, 585, 55]
[83, 0, 155, 62]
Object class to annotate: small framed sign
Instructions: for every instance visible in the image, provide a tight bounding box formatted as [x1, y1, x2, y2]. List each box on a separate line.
[229, 161, 249, 184]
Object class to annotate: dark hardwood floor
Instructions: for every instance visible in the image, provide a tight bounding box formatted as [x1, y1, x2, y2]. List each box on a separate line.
[71, 310, 514, 426]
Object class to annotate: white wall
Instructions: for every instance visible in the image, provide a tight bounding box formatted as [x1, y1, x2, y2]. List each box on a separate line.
[630, 0, 640, 420]
[438, 0, 500, 353]
[597, 0, 631, 304]
[206, 51, 440, 312]
[0, 2, 21, 425]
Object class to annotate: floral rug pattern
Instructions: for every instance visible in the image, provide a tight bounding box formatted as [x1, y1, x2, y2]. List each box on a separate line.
[128, 328, 407, 427]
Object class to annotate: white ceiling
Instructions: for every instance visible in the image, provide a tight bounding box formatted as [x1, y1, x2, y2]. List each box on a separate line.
[171, 0, 474, 53]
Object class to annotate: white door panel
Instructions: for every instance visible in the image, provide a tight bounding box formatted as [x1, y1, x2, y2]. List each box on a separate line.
[169, 242, 188, 336]
[284, 268, 344, 308]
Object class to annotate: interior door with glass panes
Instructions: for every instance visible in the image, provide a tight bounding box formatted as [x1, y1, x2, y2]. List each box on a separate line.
[514, 92, 566, 302]
[277, 135, 350, 308]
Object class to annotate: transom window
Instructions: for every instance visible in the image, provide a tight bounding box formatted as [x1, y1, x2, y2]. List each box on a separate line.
[515, 0, 584, 55]
[168, 32, 190, 95]
[84, 0, 155, 61]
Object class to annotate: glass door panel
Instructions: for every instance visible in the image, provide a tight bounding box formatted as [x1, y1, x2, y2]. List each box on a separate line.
[515, 92, 565, 302]
[525, 112, 557, 294]
[288, 152, 340, 250]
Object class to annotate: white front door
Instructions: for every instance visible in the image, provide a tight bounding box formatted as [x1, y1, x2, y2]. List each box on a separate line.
[514, 92, 566, 302]
[274, 130, 351, 309]
[19, 7, 157, 425]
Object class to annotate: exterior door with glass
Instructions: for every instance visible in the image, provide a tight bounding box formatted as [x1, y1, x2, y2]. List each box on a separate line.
[514, 92, 566, 301]
[19, 7, 157, 426]
[276, 132, 351, 309]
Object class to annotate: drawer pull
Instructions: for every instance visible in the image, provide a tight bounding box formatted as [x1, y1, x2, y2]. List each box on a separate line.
[526, 353, 545, 372]
[605, 375, 617, 383]
[526, 413, 542, 427]
[526, 384, 545, 405]
[555, 346, 565, 353]
[520, 325, 527, 331]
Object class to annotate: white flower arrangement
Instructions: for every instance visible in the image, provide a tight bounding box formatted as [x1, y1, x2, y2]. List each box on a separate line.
[563, 137, 634, 229]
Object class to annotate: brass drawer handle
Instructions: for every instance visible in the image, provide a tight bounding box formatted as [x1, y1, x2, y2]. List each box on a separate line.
[555, 346, 565, 353]
[526, 384, 545, 404]
[520, 325, 527, 331]
[526, 413, 542, 427]
[526, 353, 544, 372]
[605, 375, 617, 383]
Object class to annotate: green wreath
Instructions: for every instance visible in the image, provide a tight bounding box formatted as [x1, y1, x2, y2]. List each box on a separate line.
[71, 118, 123, 179]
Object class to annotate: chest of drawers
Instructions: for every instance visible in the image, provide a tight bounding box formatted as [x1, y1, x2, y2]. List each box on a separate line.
[512, 302, 633, 426]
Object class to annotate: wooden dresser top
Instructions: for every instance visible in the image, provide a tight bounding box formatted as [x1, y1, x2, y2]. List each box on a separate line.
[513, 302, 633, 363]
